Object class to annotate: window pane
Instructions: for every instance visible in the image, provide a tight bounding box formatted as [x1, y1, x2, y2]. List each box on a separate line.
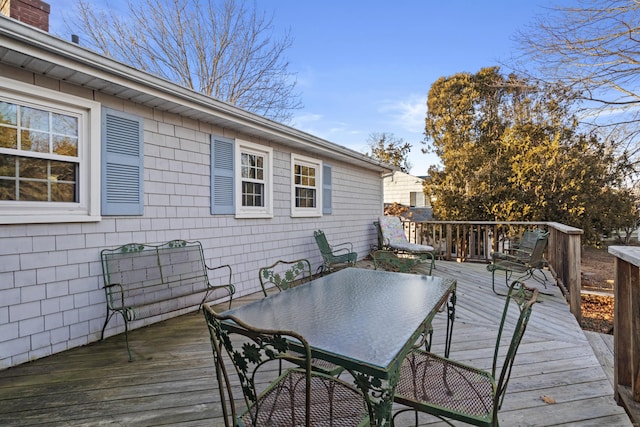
[19, 157, 48, 179]
[295, 187, 316, 208]
[0, 179, 16, 200]
[241, 152, 265, 182]
[51, 182, 76, 202]
[53, 135, 78, 157]
[242, 181, 264, 207]
[0, 127, 17, 149]
[20, 180, 48, 201]
[52, 113, 78, 137]
[0, 155, 16, 177]
[0, 101, 17, 125]
[50, 160, 76, 181]
[20, 106, 49, 131]
[0, 155, 77, 202]
[21, 130, 49, 153]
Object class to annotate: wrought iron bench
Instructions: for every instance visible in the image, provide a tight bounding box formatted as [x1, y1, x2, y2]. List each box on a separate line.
[100, 239, 235, 360]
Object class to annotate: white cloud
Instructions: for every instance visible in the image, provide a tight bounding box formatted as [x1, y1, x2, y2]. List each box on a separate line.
[378, 94, 427, 134]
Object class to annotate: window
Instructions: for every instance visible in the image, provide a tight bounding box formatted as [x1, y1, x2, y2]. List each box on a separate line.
[0, 77, 100, 224]
[236, 140, 272, 218]
[410, 191, 426, 207]
[291, 154, 322, 217]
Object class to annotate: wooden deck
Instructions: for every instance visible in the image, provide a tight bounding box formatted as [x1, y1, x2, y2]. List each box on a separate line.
[0, 260, 631, 426]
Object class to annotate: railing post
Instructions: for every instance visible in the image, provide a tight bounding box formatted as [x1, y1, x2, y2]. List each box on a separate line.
[446, 223, 452, 261]
[566, 232, 582, 322]
[608, 246, 640, 423]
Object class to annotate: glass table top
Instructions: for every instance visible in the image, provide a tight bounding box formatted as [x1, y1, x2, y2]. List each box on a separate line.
[222, 267, 455, 375]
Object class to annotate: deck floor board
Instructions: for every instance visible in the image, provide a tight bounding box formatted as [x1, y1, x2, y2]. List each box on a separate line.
[0, 260, 629, 426]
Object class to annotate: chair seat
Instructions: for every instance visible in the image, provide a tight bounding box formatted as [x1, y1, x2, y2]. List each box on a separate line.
[334, 251, 358, 263]
[394, 349, 495, 424]
[240, 369, 370, 427]
[392, 241, 435, 253]
[486, 259, 532, 274]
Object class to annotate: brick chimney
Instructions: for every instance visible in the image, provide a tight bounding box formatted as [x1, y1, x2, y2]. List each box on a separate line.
[0, 0, 50, 32]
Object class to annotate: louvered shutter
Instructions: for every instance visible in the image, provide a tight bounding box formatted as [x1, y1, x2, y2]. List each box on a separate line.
[101, 108, 144, 215]
[211, 136, 235, 214]
[322, 164, 332, 215]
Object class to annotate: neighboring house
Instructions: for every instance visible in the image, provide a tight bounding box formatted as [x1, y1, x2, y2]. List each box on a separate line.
[0, 1, 391, 369]
[383, 171, 433, 221]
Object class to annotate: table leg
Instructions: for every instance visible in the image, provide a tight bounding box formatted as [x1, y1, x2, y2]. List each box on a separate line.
[444, 287, 456, 358]
[353, 368, 398, 427]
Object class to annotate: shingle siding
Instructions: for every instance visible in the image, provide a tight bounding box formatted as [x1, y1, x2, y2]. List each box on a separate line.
[0, 70, 384, 369]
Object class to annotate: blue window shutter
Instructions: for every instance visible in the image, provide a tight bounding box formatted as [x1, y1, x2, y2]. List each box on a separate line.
[323, 164, 332, 215]
[211, 136, 235, 214]
[101, 108, 144, 215]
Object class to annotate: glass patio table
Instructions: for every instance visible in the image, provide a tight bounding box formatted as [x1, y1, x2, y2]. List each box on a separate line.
[220, 267, 456, 426]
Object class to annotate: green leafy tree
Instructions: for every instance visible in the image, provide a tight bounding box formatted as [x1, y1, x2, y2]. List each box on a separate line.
[367, 132, 412, 173]
[423, 67, 635, 243]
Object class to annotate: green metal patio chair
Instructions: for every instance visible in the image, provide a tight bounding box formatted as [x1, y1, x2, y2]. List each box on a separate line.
[203, 304, 372, 427]
[313, 230, 357, 274]
[372, 249, 423, 274]
[487, 231, 549, 295]
[258, 258, 343, 376]
[492, 228, 551, 286]
[378, 216, 435, 275]
[392, 281, 539, 427]
[259, 258, 312, 297]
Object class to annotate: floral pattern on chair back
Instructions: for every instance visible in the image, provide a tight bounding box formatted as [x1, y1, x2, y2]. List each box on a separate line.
[379, 216, 409, 246]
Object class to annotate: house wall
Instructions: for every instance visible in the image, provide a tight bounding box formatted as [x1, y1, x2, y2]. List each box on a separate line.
[0, 66, 383, 369]
[383, 171, 429, 207]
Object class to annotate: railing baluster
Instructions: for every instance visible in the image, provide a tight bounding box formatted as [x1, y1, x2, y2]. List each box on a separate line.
[400, 219, 582, 317]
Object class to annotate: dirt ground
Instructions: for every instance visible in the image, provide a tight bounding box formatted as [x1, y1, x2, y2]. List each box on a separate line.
[580, 246, 615, 334]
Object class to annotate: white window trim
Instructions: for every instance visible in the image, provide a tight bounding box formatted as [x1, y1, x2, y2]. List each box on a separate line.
[235, 139, 273, 219]
[0, 76, 101, 224]
[291, 153, 322, 218]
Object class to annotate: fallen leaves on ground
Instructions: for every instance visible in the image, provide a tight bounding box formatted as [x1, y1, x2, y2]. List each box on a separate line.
[580, 294, 614, 334]
[541, 395, 556, 404]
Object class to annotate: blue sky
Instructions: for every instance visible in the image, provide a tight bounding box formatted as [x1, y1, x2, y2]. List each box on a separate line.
[46, 1, 560, 175]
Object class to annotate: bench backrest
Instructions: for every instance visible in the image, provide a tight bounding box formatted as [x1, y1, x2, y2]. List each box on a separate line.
[101, 240, 209, 309]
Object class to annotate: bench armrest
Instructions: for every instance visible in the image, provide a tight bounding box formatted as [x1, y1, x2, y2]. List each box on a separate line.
[103, 283, 125, 310]
[205, 263, 235, 294]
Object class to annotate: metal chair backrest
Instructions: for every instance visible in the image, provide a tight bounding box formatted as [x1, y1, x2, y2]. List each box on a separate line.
[492, 282, 539, 415]
[203, 304, 313, 427]
[259, 259, 312, 296]
[525, 232, 549, 268]
[313, 230, 332, 258]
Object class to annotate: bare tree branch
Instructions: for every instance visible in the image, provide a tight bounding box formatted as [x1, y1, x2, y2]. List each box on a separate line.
[514, 0, 640, 177]
[71, 0, 301, 122]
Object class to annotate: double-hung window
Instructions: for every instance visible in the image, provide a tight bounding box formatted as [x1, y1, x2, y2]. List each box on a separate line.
[291, 154, 322, 217]
[235, 140, 272, 218]
[0, 77, 100, 224]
